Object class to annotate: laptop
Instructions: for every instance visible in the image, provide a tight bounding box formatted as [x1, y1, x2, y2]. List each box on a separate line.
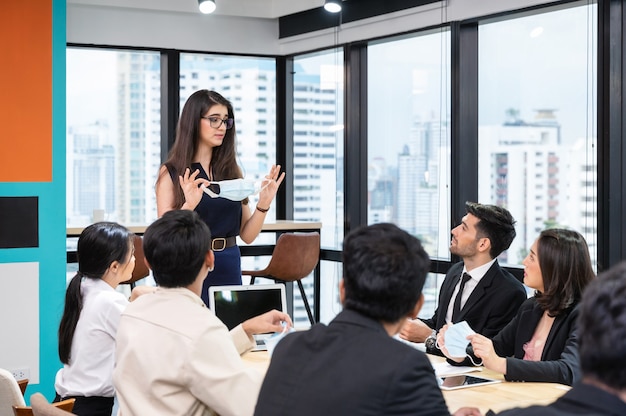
[209, 283, 287, 351]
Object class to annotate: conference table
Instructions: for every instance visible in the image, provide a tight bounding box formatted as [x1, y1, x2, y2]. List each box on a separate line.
[241, 349, 570, 414]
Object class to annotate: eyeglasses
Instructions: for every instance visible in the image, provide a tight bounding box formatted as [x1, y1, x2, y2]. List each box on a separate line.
[201, 116, 234, 130]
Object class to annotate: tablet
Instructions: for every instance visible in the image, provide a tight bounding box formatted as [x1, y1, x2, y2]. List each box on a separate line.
[439, 374, 501, 390]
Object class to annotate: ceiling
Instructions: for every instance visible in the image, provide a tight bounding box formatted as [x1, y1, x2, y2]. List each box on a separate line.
[67, 0, 326, 19]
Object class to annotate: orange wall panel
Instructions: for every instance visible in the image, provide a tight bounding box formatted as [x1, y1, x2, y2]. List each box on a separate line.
[0, 1, 53, 182]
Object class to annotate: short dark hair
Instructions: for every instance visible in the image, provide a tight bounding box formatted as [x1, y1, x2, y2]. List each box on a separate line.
[535, 228, 595, 316]
[579, 261, 626, 389]
[341, 223, 430, 323]
[143, 210, 211, 288]
[465, 201, 516, 258]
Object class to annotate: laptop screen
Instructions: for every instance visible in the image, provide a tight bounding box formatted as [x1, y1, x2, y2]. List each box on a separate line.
[209, 284, 287, 330]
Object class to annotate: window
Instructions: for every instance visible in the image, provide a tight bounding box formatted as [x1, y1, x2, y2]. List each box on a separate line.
[292, 49, 344, 250]
[368, 29, 452, 261]
[292, 49, 344, 324]
[66, 48, 161, 227]
[478, 2, 597, 267]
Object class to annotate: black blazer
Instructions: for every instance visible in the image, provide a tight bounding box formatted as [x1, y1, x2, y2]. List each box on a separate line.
[489, 297, 581, 385]
[490, 382, 626, 416]
[254, 309, 450, 416]
[422, 261, 527, 355]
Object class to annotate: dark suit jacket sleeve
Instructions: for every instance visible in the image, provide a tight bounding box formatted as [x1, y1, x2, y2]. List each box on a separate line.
[478, 271, 527, 339]
[495, 302, 581, 385]
[385, 352, 449, 416]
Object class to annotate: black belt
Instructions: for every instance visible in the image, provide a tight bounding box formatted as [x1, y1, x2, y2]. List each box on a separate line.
[211, 236, 237, 251]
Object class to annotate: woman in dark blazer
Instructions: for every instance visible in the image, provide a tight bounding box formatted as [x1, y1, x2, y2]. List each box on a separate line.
[438, 228, 595, 385]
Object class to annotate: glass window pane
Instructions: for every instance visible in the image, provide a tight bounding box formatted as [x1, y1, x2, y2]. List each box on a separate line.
[418, 273, 446, 319]
[292, 49, 344, 326]
[66, 48, 161, 227]
[368, 30, 452, 260]
[292, 49, 344, 250]
[478, 3, 597, 267]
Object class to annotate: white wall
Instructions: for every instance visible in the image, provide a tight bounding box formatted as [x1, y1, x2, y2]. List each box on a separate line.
[67, 5, 280, 55]
[67, 0, 559, 55]
[0, 262, 40, 383]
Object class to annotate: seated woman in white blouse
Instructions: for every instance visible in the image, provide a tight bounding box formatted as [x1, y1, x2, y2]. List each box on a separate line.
[54, 222, 151, 416]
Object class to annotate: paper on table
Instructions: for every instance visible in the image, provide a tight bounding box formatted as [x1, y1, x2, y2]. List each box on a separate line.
[432, 361, 483, 377]
[393, 335, 427, 352]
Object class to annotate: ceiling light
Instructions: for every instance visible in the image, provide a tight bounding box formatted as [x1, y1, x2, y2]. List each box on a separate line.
[324, 0, 342, 13]
[198, 0, 216, 14]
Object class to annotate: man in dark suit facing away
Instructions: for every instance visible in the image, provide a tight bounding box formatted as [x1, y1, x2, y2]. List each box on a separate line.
[400, 202, 527, 359]
[254, 223, 451, 416]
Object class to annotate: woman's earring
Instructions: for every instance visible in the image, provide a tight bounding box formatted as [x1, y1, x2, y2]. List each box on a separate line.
[208, 266, 214, 272]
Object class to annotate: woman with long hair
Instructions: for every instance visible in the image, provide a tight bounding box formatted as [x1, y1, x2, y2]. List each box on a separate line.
[156, 90, 284, 306]
[438, 228, 595, 385]
[55, 222, 148, 415]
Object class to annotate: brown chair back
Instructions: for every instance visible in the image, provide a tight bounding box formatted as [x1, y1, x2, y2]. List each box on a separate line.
[121, 235, 150, 285]
[242, 232, 320, 324]
[14, 394, 74, 416]
[17, 380, 28, 397]
[248, 232, 320, 281]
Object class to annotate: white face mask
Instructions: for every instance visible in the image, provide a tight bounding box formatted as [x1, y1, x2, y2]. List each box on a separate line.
[443, 321, 476, 358]
[201, 178, 270, 201]
[265, 323, 295, 357]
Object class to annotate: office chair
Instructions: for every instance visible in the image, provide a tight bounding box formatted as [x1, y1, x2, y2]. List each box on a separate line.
[121, 235, 150, 288]
[0, 368, 25, 416]
[16, 393, 74, 416]
[242, 232, 320, 325]
[17, 380, 28, 397]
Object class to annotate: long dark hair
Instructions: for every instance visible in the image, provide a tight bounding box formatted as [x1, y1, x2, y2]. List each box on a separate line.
[58, 222, 134, 364]
[535, 228, 595, 316]
[157, 90, 242, 209]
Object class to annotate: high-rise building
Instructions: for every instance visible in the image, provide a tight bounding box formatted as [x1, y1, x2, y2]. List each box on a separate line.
[67, 121, 115, 224]
[116, 53, 161, 226]
[479, 110, 562, 264]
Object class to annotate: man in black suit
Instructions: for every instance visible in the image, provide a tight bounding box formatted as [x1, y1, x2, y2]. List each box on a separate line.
[493, 261, 626, 415]
[254, 223, 451, 416]
[400, 202, 526, 357]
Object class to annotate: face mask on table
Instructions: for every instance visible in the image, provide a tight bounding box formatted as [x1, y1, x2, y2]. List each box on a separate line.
[201, 178, 269, 201]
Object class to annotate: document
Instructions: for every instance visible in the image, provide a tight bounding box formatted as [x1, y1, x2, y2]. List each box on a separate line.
[432, 361, 483, 377]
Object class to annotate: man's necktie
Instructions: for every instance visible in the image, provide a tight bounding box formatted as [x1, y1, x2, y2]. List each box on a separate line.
[452, 272, 472, 322]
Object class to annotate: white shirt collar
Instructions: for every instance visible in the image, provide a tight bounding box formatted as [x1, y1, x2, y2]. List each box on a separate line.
[463, 258, 497, 282]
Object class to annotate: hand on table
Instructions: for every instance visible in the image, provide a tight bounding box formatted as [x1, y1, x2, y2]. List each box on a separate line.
[452, 407, 483, 416]
[398, 318, 432, 342]
[242, 309, 293, 336]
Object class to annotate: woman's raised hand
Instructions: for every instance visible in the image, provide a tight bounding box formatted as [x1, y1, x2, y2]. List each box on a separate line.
[178, 168, 209, 210]
[258, 164, 285, 208]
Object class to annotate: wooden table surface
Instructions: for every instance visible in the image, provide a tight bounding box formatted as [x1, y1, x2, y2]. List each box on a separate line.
[242, 349, 570, 414]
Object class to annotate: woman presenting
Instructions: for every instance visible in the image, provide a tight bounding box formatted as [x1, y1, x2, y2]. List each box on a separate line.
[156, 89, 284, 305]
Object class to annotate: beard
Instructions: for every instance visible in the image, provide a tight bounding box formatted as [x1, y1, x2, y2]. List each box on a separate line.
[450, 239, 479, 258]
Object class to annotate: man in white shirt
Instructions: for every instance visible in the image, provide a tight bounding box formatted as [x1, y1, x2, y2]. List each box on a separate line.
[113, 210, 291, 416]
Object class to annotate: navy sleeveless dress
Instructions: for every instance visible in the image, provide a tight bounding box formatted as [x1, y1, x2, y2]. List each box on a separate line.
[173, 163, 244, 306]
